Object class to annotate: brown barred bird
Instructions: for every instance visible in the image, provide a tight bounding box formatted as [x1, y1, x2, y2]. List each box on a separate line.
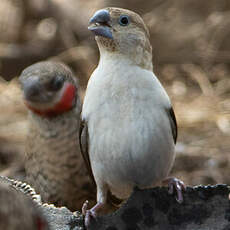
[19, 61, 94, 211]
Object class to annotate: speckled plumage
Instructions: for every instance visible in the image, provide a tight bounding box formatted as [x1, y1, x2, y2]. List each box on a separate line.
[20, 62, 94, 211]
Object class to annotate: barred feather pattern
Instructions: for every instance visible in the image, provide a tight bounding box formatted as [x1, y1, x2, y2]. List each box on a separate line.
[25, 101, 95, 211]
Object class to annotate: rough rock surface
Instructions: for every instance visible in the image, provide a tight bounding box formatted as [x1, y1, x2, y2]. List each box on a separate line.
[89, 185, 230, 230]
[1, 176, 229, 230]
[41, 205, 83, 230]
[0, 176, 83, 230]
[0, 176, 49, 230]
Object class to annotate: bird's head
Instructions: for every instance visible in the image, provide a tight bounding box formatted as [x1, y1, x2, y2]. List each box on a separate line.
[88, 7, 152, 70]
[19, 61, 78, 117]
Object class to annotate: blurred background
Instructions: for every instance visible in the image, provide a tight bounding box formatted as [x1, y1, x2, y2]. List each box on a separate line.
[0, 0, 229, 186]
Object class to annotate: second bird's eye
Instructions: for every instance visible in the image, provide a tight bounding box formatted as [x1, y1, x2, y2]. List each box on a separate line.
[119, 15, 130, 26]
[48, 76, 64, 91]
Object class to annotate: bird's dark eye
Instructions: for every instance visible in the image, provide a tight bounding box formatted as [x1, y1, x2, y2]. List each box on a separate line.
[119, 15, 130, 26]
[48, 76, 64, 91]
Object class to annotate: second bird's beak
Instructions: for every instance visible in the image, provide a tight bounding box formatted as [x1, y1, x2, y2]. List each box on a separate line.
[21, 77, 42, 102]
[88, 9, 113, 39]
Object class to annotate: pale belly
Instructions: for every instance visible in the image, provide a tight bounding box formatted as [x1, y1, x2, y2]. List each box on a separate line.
[89, 110, 175, 199]
[83, 59, 175, 200]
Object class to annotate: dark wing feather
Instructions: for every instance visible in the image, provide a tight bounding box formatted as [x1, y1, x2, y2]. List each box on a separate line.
[79, 119, 96, 187]
[79, 119, 122, 206]
[167, 107, 178, 144]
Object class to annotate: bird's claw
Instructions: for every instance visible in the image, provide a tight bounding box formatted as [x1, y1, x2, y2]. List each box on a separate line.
[164, 177, 186, 203]
[82, 201, 104, 228]
[84, 209, 97, 227]
[82, 200, 89, 216]
[82, 200, 96, 227]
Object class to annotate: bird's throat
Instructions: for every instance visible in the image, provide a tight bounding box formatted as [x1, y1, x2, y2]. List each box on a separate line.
[25, 84, 76, 117]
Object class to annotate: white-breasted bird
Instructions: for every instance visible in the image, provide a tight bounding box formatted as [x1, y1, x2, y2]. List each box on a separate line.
[80, 7, 186, 225]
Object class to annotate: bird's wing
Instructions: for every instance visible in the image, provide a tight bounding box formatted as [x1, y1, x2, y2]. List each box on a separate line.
[79, 119, 96, 187]
[79, 118, 122, 206]
[166, 107, 178, 144]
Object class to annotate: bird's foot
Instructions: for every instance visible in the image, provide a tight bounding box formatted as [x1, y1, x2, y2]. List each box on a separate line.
[82, 200, 104, 228]
[163, 177, 186, 203]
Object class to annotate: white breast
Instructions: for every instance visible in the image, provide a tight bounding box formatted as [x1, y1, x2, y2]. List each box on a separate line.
[82, 56, 175, 199]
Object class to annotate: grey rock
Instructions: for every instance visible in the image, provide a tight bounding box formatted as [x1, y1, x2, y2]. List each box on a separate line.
[89, 185, 230, 230]
[0, 176, 49, 230]
[0, 176, 83, 230]
[41, 205, 84, 230]
[1, 176, 230, 230]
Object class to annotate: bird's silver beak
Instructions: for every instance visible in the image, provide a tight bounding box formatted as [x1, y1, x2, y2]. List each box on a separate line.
[20, 77, 42, 102]
[88, 9, 113, 39]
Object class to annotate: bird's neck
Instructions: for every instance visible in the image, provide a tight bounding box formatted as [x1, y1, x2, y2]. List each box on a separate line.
[98, 47, 153, 71]
[97, 36, 153, 71]
[28, 106, 79, 137]
[98, 53, 131, 68]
